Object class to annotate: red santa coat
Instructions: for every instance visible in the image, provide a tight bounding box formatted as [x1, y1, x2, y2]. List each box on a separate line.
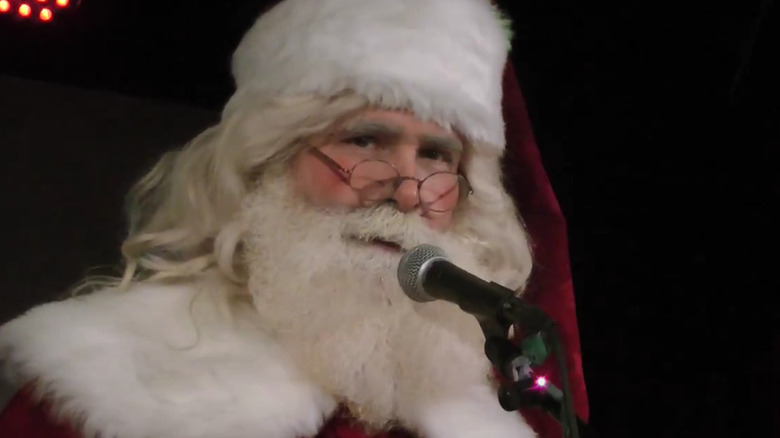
[0, 391, 417, 438]
[0, 65, 588, 438]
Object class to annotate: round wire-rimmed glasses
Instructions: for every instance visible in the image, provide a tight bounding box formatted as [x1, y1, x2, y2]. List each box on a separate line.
[308, 147, 473, 213]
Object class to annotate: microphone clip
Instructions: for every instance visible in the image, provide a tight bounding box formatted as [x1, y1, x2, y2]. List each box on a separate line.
[483, 330, 588, 437]
[477, 296, 586, 438]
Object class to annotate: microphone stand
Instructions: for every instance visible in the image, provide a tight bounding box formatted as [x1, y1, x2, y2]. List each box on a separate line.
[476, 287, 599, 438]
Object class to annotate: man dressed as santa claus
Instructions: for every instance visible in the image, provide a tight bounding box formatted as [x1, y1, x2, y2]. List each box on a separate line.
[0, 0, 589, 437]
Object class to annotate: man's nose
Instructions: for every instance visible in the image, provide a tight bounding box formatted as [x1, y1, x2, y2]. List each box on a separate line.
[389, 150, 420, 212]
[391, 177, 420, 212]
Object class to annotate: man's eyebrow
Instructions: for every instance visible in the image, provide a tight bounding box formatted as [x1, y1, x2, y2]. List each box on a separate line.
[341, 121, 404, 137]
[340, 120, 463, 152]
[419, 134, 464, 153]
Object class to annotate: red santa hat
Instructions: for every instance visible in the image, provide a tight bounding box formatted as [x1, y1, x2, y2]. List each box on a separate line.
[501, 63, 591, 436]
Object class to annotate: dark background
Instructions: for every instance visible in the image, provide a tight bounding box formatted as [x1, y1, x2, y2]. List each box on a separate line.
[1, 1, 776, 437]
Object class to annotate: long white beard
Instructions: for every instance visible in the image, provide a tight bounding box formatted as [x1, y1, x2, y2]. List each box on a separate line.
[241, 173, 502, 429]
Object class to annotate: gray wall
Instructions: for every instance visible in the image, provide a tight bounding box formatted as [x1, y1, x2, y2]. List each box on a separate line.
[0, 75, 218, 408]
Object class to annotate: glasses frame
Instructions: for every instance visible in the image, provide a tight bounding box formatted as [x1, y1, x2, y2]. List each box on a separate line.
[308, 147, 473, 213]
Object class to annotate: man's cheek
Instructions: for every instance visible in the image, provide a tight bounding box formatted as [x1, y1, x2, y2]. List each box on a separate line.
[302, 175, 356, 207]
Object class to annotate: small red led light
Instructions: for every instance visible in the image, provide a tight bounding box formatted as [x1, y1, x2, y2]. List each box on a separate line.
[19, 4, 33, 17]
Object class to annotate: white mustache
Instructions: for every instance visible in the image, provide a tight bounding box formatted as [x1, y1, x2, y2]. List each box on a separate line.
[330, 204, 441, 251]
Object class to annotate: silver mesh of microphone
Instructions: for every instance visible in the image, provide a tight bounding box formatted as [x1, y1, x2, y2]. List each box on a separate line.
[397, 244, 449, 302]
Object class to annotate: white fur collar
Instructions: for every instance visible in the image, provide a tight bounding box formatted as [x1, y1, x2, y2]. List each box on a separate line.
[0, 283, 337, 438]
[0, 282, 536, 438]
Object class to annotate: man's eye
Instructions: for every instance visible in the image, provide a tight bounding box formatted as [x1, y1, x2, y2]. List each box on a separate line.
[419, 148, 452, 163]
[344, 135, 377, 148]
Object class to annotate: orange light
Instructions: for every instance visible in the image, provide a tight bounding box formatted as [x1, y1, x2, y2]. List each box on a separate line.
[0, 0, 11, 13]
[40, 7, 52, 21]
[55, 0, 68, 6]
[37, 0, 47, 3]
[19, 4, 32, 17]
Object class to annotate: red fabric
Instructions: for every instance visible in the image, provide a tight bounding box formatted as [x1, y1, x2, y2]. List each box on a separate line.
[500, 62, 590, 437]
[314, 408, 417, 438]
[0, 388, 79, 438]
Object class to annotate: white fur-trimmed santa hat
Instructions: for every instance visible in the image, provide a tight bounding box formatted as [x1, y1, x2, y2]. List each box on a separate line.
[224, 0, 511, 148]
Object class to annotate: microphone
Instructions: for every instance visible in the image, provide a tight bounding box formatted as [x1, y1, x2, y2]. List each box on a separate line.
[397, 244, 516, 320]
[398, 245, 591, 438]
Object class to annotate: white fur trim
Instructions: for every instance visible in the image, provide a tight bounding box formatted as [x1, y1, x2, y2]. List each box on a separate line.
[224, 0, 509, 147]
[408, 386, 537, 438]
[0, 284, 337, 438]
[0, 282, 536, 438]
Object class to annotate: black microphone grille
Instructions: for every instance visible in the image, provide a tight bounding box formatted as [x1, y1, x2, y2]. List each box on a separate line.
[397, 244, 448, 302]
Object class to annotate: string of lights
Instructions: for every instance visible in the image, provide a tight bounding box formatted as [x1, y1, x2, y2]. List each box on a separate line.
[0, 0, 78, 23]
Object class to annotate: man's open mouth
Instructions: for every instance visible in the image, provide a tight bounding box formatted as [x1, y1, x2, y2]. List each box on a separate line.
[348, 235, 404, 252]
[371, 239, 402, 252]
